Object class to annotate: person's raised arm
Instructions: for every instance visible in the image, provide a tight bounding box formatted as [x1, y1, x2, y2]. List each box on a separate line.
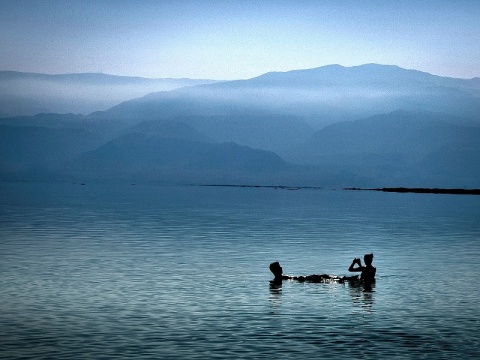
[348, 258, 363, 272]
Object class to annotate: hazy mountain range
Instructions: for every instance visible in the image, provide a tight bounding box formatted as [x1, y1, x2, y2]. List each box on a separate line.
[102, 64, 480, 127]
[1, 64, 479, 188]
[0, 71, 218, 117]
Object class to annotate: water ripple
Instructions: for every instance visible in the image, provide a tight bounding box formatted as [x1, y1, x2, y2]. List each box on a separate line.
[1, 183, 479, 359]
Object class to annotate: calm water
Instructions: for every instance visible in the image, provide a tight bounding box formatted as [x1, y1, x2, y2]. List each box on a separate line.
[1, 182, 479, 359]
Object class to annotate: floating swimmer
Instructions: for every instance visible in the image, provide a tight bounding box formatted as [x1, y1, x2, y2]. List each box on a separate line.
[269, 261, 344, 284]
[269, 254, 376, 285]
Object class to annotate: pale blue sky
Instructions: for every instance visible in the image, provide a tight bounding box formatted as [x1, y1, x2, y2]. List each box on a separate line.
[1, 0, 479, 79]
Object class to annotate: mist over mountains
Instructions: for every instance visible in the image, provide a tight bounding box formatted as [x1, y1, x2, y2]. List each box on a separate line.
[104, 64, 480, 127]
[1, 64, 479, 188]
[0, 71, 217, 117]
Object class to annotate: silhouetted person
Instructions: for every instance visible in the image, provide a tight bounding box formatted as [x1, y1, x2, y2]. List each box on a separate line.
[269, 261, 341, 284]
[269, 261, 290, 284]
[348, 253, 376, 284]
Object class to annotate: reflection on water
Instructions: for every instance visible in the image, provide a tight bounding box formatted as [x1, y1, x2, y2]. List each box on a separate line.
[1, 183, 479, 359]
[268, 282, 283, 315]
[349, 282, 375, 314]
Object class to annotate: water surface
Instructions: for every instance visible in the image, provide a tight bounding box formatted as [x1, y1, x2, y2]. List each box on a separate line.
[1, 183, 479, 359]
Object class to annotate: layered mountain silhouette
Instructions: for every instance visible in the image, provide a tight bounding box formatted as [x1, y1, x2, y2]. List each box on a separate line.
[103, 64, 480, 127]
[1, 64, 479, 187]
[289, 110, 480, 187]
[0, 71, 217, 117]
[59, 120, 296, 185]
[0, 124, 104, 181]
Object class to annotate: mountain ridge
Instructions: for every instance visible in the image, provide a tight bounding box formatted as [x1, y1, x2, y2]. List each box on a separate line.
[104, 64, 480, 126]
[0, 71, 219, 117]
[1, 64, 479, 187]
[288, 110, 480, 187]
[0, 70, 219, 84]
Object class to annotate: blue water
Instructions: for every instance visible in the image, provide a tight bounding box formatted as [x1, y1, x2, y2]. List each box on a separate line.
[1, 183, 479, 359]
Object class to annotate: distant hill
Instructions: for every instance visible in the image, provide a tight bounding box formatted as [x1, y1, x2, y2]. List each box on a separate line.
[0, 114, 301, 184]
[3, 109, 478, 187]
[62, 132, 290, 184]
[166, 114, 314, 155]
[1, 65, 479, 188]
[0, 71, 218, 117]
[104, 64, 480, 127]
[124, 119, 214, 143]
[0, 125, 104, 173]
[290, 110, 480, 187]
[0, 112, 314, 157]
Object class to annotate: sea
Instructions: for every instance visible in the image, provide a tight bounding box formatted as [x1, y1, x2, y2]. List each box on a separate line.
[1, 182, 479, 359]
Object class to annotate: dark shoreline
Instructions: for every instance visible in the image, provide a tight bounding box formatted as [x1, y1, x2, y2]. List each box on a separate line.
[344, 187, 480, 195]
[198, 184, 480, 195]
[201, 184, 322, 190]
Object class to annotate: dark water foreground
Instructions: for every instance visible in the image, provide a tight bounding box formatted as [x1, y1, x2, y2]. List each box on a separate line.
[1, 183, 479, 359]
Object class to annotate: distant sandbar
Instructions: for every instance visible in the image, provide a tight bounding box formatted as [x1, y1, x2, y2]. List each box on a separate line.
[344, 187, 480, 195]
[198, 184, 480, 195]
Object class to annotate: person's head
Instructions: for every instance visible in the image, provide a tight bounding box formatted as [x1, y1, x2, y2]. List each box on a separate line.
[269, 262, 283, 277]
[364, 253, 374, 266]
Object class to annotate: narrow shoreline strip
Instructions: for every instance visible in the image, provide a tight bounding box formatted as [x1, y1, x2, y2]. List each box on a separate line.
[343, 187, 480, 195]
